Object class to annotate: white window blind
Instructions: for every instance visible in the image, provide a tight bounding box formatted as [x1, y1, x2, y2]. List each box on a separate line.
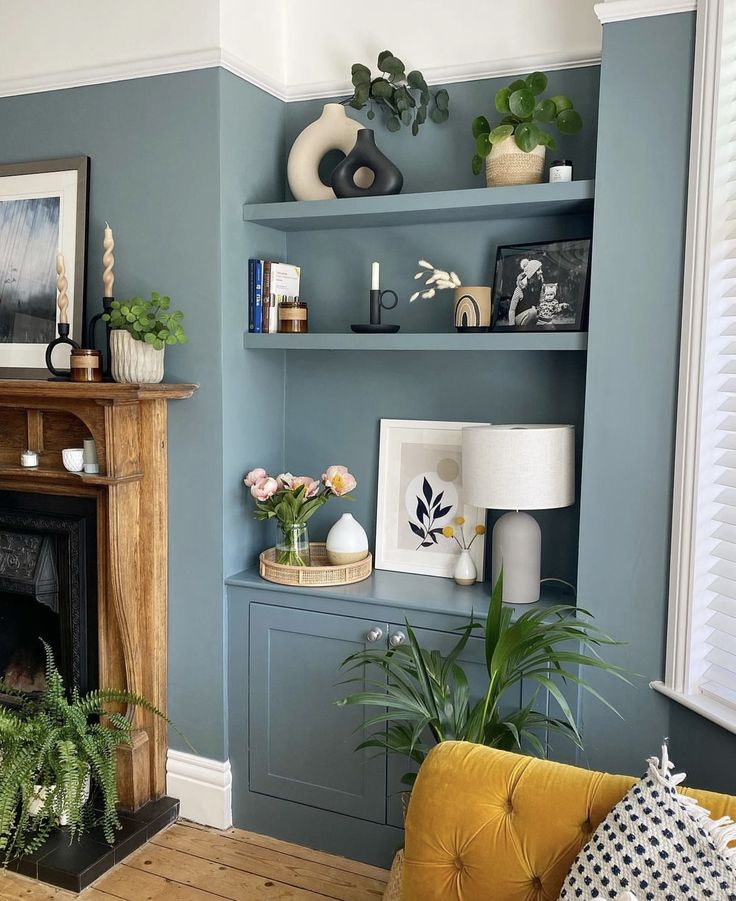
[691, 0, 736, 711]
[658, 0, 736, 730]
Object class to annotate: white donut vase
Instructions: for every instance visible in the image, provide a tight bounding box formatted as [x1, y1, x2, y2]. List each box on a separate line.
[287, 103, 370, 201]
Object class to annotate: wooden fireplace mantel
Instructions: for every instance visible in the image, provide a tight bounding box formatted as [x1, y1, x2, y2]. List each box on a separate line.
[0, 380, 197, 809]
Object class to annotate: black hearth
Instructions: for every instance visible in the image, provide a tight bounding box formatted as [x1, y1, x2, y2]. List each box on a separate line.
[0, 491, 97, 699]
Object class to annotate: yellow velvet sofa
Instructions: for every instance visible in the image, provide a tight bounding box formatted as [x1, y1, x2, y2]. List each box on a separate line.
[401, 741, 736, 901]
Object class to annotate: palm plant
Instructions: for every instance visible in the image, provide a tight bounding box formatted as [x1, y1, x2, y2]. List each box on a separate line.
[337, 574, 627, 786]
[0, 643, 171, 865]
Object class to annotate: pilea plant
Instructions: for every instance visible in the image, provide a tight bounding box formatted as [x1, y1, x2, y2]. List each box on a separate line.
[471, 72, 583, 175]
[103, 291, 187, 350]
[347, 51, 449, 135]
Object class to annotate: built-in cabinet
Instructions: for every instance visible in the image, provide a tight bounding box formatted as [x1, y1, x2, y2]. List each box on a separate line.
[228, 572, 572, 867]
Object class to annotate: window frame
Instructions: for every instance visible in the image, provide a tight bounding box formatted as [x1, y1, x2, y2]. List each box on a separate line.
[653, 0, 736, 731]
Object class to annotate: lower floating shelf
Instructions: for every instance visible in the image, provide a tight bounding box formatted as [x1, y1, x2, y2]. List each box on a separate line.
[243, 331, 588, 352]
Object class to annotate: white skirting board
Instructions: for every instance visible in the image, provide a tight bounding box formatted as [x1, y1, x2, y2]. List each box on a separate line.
[166, 750, 233, 830]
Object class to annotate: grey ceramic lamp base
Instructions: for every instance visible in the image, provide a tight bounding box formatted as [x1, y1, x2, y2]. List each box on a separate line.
[491, 510, 542, 604]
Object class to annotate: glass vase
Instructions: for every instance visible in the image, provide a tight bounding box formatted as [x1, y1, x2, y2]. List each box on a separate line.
[276, 523, 311, 567]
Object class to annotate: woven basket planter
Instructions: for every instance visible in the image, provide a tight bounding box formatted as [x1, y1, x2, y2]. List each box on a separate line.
[486, 135, 546, 187]
[383, 850, 404, 901]
[259, 543, 372, 587]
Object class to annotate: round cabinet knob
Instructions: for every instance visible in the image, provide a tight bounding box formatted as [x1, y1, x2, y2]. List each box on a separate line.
[389, 631, 406, 648]
[366, 627, 383, 643]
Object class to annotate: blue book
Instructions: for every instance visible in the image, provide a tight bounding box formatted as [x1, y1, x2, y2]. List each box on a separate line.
[247, 259, 256, 332]
[254, 260, 263, 333]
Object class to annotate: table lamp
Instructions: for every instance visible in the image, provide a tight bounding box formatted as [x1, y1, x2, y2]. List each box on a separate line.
[461, 424, 575, 604]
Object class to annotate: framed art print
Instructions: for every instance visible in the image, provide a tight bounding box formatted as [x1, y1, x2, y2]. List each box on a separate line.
[0, 156, 89, 378]
[491, 238, 591, 332]
[375, 419, 489, 580]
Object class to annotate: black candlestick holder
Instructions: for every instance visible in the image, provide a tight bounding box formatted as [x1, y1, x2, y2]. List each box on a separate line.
[45, 322, 80, 380]
[87, 296, 114, 378]
[351, 288, 400, 333]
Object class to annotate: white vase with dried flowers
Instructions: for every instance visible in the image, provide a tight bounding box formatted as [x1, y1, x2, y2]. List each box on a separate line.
[442, 516, 487, 585]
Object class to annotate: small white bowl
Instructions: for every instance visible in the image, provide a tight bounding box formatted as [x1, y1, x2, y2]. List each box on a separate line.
[62, 448, 85, 473]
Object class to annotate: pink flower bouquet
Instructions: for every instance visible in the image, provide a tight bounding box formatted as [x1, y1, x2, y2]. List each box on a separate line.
[244, 465, 357, 566]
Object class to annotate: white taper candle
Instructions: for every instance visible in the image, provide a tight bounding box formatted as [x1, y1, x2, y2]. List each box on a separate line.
[56, 254, 69, 325]
[103, 222, 115, 298]
[371, 261, 380, 291]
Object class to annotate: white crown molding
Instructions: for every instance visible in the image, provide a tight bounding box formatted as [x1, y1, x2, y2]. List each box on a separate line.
[595, 0, 696, 24]
[166, 750, 232, 830]
[0, 48, 225, 100]
[284, 51, 602, 102]
[0, 47, 601, 104]
[219, 50, 287, 101]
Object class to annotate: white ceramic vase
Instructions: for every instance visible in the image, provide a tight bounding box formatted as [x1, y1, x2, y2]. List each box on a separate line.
[325, 513, 369, 565]
[287, 103, 369, 201]
[485, 135, 546, 187]
[453, 549, 477, 586]
[110, 329, 165, 384]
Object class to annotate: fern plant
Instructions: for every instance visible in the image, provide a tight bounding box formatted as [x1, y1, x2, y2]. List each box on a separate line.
[337, 573, 627, 786]
[0, 643, 170, 865]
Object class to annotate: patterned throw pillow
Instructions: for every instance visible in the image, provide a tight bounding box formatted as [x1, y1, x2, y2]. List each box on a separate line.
[559, 745, 736, 900]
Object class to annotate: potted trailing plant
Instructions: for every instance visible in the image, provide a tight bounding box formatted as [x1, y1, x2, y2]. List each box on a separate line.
[337, 572, 626, 787]
[0, 643, 173, 865]
[104, 291, 187, 384]
[244, 466, 358, 566]
[348, 51, 449, 135]
[472, 72, 583, 187]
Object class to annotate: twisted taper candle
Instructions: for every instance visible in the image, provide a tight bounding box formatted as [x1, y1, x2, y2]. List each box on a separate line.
[102, 221, 115, 298]
[56, 253, 69, 325]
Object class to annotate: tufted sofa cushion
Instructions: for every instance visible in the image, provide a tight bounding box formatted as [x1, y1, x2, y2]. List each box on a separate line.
[400, 741, 736, 901]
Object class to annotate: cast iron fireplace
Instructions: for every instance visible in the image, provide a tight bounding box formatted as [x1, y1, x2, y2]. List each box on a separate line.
[0, 491, 97, 700]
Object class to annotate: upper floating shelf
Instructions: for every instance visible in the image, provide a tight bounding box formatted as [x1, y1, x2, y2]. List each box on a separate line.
[244, 332, 588, 352]
[242, 180, 595, 232]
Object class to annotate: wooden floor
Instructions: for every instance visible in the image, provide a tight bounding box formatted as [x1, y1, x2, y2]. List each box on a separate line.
[0, 822, 389, 901]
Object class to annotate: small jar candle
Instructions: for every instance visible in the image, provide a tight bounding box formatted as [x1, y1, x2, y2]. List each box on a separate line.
[21, 449, 39, 468]
[278, 301, 308, 334]
[549, 160, 573, 183]
[70, 348, 103, 382]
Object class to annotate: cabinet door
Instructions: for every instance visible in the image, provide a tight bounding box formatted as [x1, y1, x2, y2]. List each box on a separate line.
[385, 623, 523, 828]
[249, 604, 388, 823]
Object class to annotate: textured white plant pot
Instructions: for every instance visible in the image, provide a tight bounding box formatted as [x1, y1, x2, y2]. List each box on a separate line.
[287, 103, 370, 201]
[110, 329, 165, 384]
[453, 549, 477, 586]
[29, 771, 91, 825]
[486, 136, 546, 187]
[325, 513, 369, 565]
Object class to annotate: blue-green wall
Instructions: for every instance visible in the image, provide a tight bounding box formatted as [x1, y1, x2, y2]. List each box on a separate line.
[574, 12, 736, 787]
[0, 69, 287, 761]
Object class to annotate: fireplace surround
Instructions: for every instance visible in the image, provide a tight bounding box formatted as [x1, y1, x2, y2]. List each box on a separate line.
[0, 380, 195, 810]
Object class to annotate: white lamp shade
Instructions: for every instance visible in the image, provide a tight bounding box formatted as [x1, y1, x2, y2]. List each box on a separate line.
[462, 424, 575, 510]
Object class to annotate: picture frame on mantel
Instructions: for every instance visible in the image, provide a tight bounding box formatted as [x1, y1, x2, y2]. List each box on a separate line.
[375, 419, 489, 580]
[0, 156, 89, 379]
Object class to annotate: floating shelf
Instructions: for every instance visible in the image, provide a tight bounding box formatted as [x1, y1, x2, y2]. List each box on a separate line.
[244, 331, 588, 352]
[243, 180, 595, 232]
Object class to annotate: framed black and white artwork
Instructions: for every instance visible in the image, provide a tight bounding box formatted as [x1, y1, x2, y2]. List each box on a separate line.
[491, 238, 591, 332]
[0, 157, 89, 378]
[375, 419, 488, 580]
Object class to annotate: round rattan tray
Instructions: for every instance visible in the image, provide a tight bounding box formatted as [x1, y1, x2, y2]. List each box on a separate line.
[259, 542, 372, 587]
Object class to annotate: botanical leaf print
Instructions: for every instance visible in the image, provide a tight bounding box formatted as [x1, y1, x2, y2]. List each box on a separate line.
[409, 477, 454, 550]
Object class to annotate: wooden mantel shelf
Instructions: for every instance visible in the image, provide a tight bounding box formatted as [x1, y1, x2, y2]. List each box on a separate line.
[0, 379, 197, 811]
[0, 380, 197, 402]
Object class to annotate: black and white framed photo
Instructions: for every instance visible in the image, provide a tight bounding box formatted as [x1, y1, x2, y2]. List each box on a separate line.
[491, 238, 591, 332]
[0, 157, 89, 378]
[375, 419, 489, 580]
